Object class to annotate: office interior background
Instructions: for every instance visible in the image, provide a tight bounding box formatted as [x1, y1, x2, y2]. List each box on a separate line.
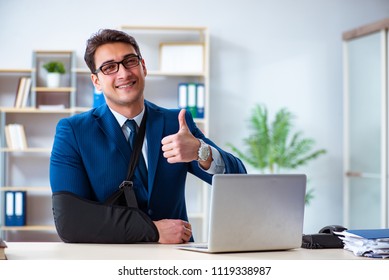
[1, 0, 389, 238]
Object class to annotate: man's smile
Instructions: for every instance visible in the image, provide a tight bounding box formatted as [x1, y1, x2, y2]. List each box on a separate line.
[116, 80, 136, 89]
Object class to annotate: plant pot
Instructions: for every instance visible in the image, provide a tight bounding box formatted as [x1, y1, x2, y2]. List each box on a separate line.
[46, 73, 61, 88]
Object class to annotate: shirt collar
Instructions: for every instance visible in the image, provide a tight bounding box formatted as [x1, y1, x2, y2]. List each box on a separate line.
[109, 106, 145, 128]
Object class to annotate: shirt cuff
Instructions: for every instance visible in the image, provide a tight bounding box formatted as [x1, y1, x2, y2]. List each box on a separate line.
[199, 146, 225, 174]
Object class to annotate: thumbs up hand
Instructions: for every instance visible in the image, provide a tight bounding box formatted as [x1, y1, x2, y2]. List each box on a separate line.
[161, 109, 200, 164]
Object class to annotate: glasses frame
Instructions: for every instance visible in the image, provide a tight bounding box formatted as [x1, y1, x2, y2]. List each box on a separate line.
[94, 54, 142, 75]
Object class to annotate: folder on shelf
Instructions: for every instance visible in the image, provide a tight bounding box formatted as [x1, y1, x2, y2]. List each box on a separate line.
[196, 83, 205, 119]
[5, 192, 14, 226]
[178, 83, 188, 109]
[187, 83, 197, 118]
[14, 191, 27, 226]
[4, 191, 26, 226]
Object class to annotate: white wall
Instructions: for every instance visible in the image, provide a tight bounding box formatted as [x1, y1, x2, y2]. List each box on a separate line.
[1, 0, 389, 233]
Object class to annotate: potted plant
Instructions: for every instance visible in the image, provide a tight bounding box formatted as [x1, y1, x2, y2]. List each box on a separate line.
[227, 104, 327, 204]
[42, 61, 66, 88]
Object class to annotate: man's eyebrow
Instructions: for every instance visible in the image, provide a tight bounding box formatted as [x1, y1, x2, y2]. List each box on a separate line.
[99, 53, 137, 66]
[100, 59, 115, 66]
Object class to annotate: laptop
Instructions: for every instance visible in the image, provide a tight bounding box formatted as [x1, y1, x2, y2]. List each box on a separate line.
[178, 174, 306, 253]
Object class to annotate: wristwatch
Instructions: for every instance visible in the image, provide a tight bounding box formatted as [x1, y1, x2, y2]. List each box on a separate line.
[197, 139, 210, 162]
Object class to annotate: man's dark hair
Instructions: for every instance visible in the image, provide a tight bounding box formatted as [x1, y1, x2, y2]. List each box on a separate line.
[84, 29, 142, 73]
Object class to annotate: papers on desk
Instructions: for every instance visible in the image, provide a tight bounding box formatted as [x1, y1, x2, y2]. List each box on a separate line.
[335, 229, 389, 258]
[0, 238, 7, 260]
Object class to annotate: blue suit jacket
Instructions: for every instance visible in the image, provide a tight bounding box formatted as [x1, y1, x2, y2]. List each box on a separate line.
[50, 100, 246, 223]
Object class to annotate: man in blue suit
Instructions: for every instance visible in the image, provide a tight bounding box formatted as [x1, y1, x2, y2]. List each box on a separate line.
[50, 29, 246, 244]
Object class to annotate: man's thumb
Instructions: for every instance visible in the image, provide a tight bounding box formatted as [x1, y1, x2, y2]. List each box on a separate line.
[178, 109, 189, 131]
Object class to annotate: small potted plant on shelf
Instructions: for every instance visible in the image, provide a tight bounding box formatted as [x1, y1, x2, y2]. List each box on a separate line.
[42, 61, 66, 88]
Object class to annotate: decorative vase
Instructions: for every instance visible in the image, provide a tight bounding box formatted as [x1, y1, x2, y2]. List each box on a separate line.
[46, 73, 61, 88]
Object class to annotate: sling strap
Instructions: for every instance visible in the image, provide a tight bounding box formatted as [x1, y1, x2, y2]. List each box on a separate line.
[104, 110, 147, 208]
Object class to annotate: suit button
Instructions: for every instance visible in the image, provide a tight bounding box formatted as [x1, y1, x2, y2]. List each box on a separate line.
[148, 209, 153, 216]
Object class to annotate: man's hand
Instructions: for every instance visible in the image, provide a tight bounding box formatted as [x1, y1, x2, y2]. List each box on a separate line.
[161, 109, 200, 163]
[153, 219, 192, 244]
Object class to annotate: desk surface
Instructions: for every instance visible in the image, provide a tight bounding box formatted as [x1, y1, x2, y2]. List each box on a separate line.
[4, 242, 365, 260]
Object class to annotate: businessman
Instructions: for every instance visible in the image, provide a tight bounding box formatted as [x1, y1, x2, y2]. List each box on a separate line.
[50, 29, 246, 244]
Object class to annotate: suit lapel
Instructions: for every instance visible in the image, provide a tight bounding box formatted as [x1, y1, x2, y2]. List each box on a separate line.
[145, 103, 164, 198]
[93, 105, 130, 163]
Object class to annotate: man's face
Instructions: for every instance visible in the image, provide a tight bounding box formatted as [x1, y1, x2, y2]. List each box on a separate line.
[91, 42, 147, 114]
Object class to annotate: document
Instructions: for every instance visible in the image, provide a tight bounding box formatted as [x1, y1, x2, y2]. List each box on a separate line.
[335, 229, 389, 258]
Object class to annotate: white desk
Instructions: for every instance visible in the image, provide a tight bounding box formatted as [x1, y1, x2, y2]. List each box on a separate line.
[4, 242, 365, 260]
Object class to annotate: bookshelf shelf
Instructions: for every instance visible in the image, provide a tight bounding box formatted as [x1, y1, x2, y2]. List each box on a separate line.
[147, 70, 206, 77]
[0, 147, 52, 153]
[1, 225, 56, 231]
[0, 107, 83, 114]
[33, 87, 76, 92]
[0, 68, 32, 74]
[0, 186, 50, 192]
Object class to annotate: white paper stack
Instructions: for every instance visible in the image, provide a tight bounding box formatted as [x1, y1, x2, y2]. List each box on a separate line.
[335, 229, 389, 258]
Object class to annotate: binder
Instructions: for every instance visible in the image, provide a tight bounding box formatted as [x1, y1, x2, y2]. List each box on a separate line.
[196, 83, 205, 118]
[93, 86, 105, 108]
[178, 83, 188, 109]
[345, 229, 389, 239]
[5, 192, 14, 226]
[4, 191, 26, 226]
[14, 191, 26, 226]
[187, 83, 197, 118]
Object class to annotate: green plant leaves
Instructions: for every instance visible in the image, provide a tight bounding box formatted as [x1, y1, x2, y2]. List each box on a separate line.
[42, 61, 66, 74]
[227, 104, 326, 204]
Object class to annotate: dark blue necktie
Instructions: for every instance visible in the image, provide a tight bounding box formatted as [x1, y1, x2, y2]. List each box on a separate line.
[125, 119, 148, 190]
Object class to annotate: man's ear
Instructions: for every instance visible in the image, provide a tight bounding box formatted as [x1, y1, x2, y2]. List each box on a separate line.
[141, 59, 147, 77]
[91, 73, 102, 91]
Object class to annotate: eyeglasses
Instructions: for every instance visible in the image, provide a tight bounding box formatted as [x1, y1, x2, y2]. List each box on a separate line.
[94, 54, 141, 75]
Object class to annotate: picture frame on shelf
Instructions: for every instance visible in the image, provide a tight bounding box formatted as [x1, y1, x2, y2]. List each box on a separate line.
[159, 42, 204, 73]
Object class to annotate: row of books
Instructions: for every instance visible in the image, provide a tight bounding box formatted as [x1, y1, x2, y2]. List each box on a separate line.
[4, 124, 28, 150]
[178, 83, 205, 119]
[14, 77, 31, 108]
[4, 191, 27, 226]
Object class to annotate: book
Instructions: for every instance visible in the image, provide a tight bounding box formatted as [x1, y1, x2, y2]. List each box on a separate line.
[4, 125, 13, 148]
[14, 77, 26, 108]
[21, 77, 31, 107]
[335, 229, 389, 258]
[0, 238, 7, 260]
[38, 104, 66, 110]
[5, 124, 28, 150]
